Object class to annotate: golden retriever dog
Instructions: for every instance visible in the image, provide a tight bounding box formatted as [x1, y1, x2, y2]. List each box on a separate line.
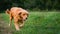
[6, 7, 29, 30]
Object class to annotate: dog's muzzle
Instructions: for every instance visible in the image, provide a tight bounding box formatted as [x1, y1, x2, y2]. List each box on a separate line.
[23, 18, 27, 21]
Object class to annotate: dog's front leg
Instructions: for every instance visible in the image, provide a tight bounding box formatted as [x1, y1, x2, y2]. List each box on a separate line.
[14, 20, 20, 31]
[19, 21, 24, 28]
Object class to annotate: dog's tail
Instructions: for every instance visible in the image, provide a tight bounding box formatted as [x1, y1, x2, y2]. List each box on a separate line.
[6, 9, 10, 14]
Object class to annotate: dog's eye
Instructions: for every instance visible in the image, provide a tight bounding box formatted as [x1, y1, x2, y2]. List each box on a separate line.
[23, 14, 25, 16]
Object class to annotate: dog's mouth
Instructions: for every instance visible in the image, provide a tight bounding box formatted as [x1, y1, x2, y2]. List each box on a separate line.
[24, 20, 26, 21]
[23, 19, 27, 21]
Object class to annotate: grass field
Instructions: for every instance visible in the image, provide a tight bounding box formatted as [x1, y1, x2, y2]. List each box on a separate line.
[0, 11, 60, 34]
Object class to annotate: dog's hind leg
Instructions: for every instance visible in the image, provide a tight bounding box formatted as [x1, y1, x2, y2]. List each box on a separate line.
[9, 15, 13, 26]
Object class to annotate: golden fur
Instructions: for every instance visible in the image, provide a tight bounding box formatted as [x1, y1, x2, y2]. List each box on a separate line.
[6, 7, 29, 30]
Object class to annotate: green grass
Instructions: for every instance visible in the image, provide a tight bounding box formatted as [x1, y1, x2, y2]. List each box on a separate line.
[0, 12, 60, 34]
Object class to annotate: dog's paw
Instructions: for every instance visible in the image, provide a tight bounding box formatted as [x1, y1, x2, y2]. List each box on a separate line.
[9, 24, 10, 27]
[19, 24, 24, 28]
[16, 28, 20, 31]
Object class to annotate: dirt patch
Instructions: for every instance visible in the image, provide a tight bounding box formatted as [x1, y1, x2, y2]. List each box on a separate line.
[0, 14, 14, 34]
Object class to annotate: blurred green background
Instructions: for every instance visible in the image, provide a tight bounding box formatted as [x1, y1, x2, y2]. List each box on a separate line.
[0, 0, 60, 12]
[0, 0, 60, 34]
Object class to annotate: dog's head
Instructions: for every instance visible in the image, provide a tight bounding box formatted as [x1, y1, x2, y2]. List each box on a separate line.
[19, 11, 29, 21]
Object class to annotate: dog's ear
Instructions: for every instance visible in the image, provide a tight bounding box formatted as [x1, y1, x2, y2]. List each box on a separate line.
[18, 12, 22, 18]
[18, 12, 22, 15]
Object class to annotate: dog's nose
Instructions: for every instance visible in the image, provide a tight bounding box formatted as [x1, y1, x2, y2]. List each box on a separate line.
[26, 18, 27, 19]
